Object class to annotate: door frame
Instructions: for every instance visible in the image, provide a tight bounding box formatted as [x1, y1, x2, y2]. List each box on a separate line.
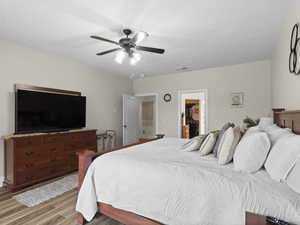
[177, 89, 208, 138]
[134, 93, 159, 135]
[122, 94, 140, 145]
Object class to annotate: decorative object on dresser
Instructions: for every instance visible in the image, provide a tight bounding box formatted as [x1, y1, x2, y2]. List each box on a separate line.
[4, 129, 97, 192]
[289, 23, 300, 75]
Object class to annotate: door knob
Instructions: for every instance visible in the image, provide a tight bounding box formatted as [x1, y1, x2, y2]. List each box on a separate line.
[123, 125, 127, 128]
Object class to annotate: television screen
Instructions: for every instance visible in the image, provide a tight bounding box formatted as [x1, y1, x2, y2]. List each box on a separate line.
[15, 89, 86, 134]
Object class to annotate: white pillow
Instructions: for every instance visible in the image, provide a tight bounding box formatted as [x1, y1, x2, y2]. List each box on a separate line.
[262, 124, 292, 146]
[199, 133, 217, 156]
[180, 136, 205, 152]
[181, 138, 201, 152]
[218, 127, 241, 165]
[234, 132, 271, 173]
[286, 159, 300, 194]
[258, 117, 273, 130]
[243, 126, 261, 137]
[265, 134, 300, 182]
[262, 124, 278, 132]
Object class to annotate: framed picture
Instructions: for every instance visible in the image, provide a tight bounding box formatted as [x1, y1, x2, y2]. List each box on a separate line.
[231, 92, 244, 108]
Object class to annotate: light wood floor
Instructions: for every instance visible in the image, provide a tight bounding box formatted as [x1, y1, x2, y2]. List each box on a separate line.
[0, 178, 122, 225]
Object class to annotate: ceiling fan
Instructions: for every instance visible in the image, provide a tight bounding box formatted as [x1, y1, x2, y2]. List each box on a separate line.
[90, 29, 165, 65]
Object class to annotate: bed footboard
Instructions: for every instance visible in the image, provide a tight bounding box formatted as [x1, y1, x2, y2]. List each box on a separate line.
[77, 137, 163, 225]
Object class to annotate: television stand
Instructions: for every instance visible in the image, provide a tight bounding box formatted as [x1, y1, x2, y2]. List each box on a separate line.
[3, 129, 97, 192]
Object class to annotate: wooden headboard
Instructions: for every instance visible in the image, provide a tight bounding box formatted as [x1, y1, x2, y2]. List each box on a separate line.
[273, 108, 300, 134]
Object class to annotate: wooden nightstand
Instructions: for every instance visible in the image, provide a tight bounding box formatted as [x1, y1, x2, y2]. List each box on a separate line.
[246, 212, 273, 225]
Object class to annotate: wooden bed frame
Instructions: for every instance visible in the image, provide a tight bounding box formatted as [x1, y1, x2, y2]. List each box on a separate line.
[77, 137, 164, 225]
[77, 109, 300, 225]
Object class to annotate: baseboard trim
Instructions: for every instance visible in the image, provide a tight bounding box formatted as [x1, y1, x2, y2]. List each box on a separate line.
[0, 176, 4, 187]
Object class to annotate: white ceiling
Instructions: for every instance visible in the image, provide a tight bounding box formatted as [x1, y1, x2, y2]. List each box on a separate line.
[0, 0, 289, 78]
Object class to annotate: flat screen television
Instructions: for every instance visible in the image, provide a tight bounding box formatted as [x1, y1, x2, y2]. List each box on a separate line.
[15, 89, 86, 134]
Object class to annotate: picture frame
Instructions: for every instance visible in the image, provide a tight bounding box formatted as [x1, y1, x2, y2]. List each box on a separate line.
[231, 92, 244, 108]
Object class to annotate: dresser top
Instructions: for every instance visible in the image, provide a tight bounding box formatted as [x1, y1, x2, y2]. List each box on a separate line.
[2, 129, 97, 140]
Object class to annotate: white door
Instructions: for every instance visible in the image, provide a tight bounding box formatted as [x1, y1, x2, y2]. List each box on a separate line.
[123, 95, 139, 145]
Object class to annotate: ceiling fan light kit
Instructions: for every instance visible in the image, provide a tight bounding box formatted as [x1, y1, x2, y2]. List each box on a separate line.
[130, 52, 142, 65]
[91, 29, 165, 66]
[115, 50, 127, 64]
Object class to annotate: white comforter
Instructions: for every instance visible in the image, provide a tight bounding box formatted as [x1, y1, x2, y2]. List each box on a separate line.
[76, 138, 300, 225]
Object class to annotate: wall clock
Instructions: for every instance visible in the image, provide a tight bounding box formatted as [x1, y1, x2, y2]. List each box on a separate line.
[163, 93, 171, 102]
[289, 23, 300, 75]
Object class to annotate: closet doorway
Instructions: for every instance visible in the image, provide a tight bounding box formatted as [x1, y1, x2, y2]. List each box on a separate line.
[123, 93, 158, 145]
[178, 90, 208, 139]
[136, 93, 158, 142]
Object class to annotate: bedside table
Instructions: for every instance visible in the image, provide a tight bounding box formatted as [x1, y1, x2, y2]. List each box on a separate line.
[246, 212, 272, 225]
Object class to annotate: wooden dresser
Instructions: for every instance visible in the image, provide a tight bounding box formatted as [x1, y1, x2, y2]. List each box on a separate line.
[4, 129, 97, 192]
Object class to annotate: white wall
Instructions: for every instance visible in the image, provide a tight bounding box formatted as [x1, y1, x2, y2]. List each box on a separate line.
[0, 40, 133, 184]
[271, 0, 300, 109]
[133, 60, 271, 137]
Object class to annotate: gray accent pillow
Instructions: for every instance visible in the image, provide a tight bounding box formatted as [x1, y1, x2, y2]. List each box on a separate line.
[218, 127, 241, 165]
[199, 132, 218, 156]
[181, 135, 207, 152]
[213, 122, 235, 157]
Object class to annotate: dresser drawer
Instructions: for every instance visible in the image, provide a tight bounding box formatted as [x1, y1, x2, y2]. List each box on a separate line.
[49, 161, 70, 175]
[81, 131, 96, 139]
[67, 132, 84, 141]
[16, 158, 50, 172]
[67, 131, 96, 141]
[44, 143, 64, 154]
[14, 136, 42, 148]
[43, 135, 64, 144]
[70, 159, 78, 171]
[84, 138, 97, 147]
[49, 153, 67, 163]
[15, 166, 50, 185]
[15, 147, 49, 161]
[64, 141, 86, 151]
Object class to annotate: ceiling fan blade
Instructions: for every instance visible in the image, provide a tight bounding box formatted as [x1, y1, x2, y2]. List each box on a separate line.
[136, 46, 165, 54]
[90, 35, 119, 45]
[96, 48, 121, 56]
[132, 31, 149, 44]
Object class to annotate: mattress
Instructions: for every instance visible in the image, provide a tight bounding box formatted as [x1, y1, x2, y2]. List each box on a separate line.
[76, 138, 300, 225]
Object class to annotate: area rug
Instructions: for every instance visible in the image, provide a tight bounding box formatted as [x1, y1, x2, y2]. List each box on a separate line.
[13, 174, 77, 207]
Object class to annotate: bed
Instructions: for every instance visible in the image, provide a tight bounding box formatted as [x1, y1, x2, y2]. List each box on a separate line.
[76, 109, 300, 225]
